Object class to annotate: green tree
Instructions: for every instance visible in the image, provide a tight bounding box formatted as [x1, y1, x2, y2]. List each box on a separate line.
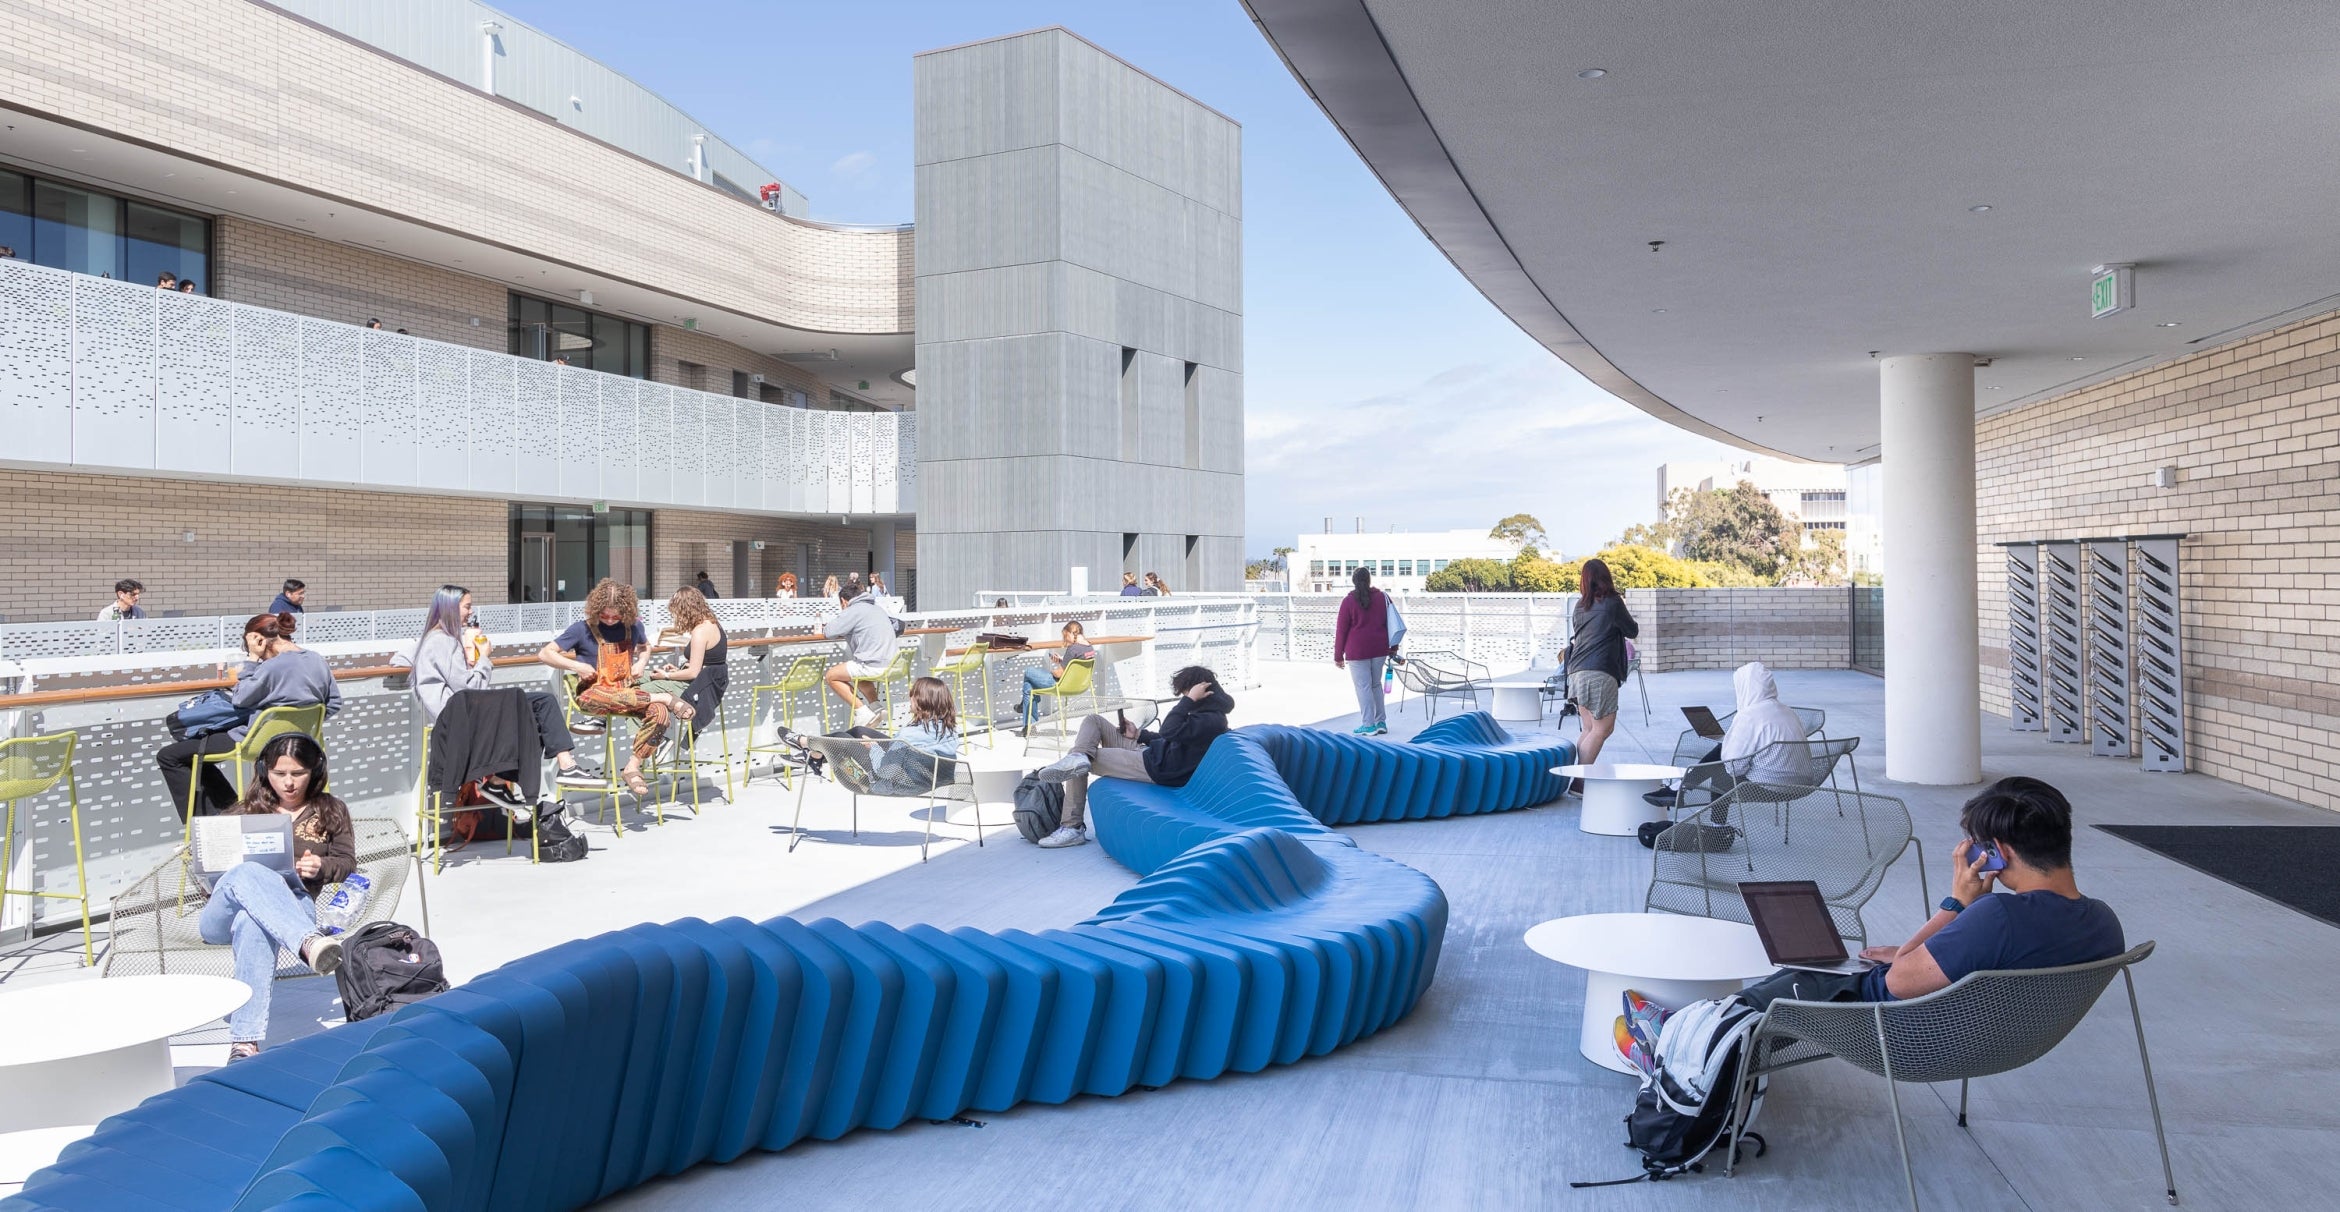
[1615, 517, 1679, 552]
[1687, 558, 1766, 587]
[1510, 550, 1571, 593]
[1778, 528, 1849, 586]
[1671, 481, 1801, 581]
[1425, 557, 1514, 592]
[1271, 545, 1295, 570]
[1489, 513, 1548, 551]
[1594, 543, 1714, 588]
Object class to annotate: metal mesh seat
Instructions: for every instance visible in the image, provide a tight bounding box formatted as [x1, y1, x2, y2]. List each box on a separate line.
[1, 731, 92, 964]
[788, 735, 984, 862]
[104, 816, 420, 977]
[1393, 648, 1487, 719]
[1645, 783, 1926, 944]
[1668, 705, 1828, 766]
[1732, 941, 2178, 1209]
[1675, 734, 1861, 814]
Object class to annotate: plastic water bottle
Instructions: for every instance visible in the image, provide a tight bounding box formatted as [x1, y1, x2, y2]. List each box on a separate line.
[1383, 660, 1396, 696]
[315, 872, 372, 935]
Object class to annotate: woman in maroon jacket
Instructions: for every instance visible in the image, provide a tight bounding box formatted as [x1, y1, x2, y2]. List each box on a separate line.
[1333, 567, 1398, 735]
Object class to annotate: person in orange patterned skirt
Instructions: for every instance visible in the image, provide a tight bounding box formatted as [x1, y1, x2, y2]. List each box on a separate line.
[537, 578, 693, 796]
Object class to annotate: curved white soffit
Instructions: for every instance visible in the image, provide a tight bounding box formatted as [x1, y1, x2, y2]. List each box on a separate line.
[1242, 0, 1800, 461]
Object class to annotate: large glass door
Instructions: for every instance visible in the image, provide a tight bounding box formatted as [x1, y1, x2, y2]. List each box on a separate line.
[509, 503, 653, 602]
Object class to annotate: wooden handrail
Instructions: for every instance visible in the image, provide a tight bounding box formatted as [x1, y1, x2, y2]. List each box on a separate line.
[0, 626, 970, 710]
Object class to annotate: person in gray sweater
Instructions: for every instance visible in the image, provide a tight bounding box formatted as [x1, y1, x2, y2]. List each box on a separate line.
[157, 611, 342, 818]
[398, 586, 594, 805]
[820, 575, 902, 729]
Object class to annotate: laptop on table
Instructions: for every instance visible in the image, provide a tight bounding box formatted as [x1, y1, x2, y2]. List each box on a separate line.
[1738, 880, 1873, 975]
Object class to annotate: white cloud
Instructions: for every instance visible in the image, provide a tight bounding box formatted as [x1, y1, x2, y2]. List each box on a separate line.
[1245, 359, 1743, 557]
[829, 150, 878, 184]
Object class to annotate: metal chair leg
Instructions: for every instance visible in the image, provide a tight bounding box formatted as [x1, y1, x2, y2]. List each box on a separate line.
[1876, 1007, 1921, 1211]
[2124, 969, 2181, 1205]
[1957, 1077, 1971, 1127]
[789, 771, 809, 852]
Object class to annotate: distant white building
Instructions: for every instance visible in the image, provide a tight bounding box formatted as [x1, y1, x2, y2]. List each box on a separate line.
[1294, 529, 1521, 593]
[1653, 457, 1882, 576]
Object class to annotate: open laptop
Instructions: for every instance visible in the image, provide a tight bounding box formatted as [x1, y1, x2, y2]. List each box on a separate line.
[1680, 705, 1726, 740]
[1739, 880, 1874, 974]
[191, 815, 296, 878]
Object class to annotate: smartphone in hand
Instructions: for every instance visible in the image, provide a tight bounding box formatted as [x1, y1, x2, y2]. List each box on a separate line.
[1967, 840, 2008, 873]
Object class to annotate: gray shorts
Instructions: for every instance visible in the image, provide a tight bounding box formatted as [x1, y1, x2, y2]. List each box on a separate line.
[1569, 670, 1619, 720]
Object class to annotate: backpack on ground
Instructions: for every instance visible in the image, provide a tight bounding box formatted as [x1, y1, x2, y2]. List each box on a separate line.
[1638, 819, 1741, 852]
[1013, 774, 1064, 842]
[534, 807, 588, 862]
[1573, 994, 1768, 1189]
[333, 921, 449, 1022]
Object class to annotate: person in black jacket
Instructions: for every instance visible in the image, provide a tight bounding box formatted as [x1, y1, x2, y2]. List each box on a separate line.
[1031, 666, 1231, 849]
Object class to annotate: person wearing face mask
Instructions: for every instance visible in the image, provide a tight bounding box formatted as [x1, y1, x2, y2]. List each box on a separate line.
[156, 611, 342, 817]
[200, 731, 353, 1060]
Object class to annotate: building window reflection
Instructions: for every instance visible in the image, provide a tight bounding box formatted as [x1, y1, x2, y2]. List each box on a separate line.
[508, 291, 650, 378]
[509, 503, 653, 603]
[0, 166, 210, 289]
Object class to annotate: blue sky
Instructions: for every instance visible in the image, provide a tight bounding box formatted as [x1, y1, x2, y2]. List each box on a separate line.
[494, 0, 1741, 558]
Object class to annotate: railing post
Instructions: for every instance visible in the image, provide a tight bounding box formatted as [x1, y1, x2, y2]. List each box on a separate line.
[1460, 594, 1473, 665]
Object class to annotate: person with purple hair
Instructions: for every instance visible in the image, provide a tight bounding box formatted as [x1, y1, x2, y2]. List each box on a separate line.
[400, 585, 598, 809]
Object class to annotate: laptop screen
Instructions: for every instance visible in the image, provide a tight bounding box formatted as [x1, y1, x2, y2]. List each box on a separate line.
[1739, 880, 1850, 966]
[1680, 705, 1725, 739]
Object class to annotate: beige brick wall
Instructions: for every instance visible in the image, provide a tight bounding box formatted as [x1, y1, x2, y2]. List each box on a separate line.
[649, 327, 827, 401]
[0, 470, 504, 621]
[1629, 588, 1850, 674]
[212, 218, 506, 351]
[0, 0, 912, 335]
[1977, 308, 2340, 809]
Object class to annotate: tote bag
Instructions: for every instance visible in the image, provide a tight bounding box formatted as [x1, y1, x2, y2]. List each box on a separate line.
[1383, 591, 1408, 650]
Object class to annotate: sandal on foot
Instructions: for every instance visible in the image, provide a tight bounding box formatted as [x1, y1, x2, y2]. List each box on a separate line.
[623, 772, 652, 796]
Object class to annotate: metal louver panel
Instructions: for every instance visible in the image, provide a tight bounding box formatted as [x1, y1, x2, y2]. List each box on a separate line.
[2006, 544, 2044, 731]
[2133, 537, 2187, 772]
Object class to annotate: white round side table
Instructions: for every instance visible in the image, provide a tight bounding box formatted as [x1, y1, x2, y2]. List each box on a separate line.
[1525, 913, 1774, 1073]
[0, 975, 250, 1133]
[1551, 763, 1686, 836]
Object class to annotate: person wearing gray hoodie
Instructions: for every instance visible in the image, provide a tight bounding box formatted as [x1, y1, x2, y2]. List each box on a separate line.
[820, 575, 902, 728]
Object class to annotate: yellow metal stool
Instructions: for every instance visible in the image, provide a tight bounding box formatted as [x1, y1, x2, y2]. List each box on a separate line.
[747, 654, 831, 789]
[559, 675, 629, 840]
[1, 731, 93, 966]
[931, 641, 995, 747]
[1025, 656, 1098, 756]
[852, 647, 917, 731]
[179, 703, 328, 842]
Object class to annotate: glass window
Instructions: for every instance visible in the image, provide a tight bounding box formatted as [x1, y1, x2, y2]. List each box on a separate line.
[0, 170, 29, 263]
[1399, 560, 1413, 576]
[509, 502, 654, 602]
[33, 180, 123, 278]
[126, 202, 208, 292]
[508, 291, 647, 378]
[1435, 560, 1450, 571]
[1380, 560, 1395, 577]
[1309, 561, 1324, 576]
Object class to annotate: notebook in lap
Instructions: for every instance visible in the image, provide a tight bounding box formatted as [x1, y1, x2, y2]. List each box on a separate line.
[1739, 879, 1874, 974]
[1680, 705, 1726, 740]
[192, 815, 296, 878]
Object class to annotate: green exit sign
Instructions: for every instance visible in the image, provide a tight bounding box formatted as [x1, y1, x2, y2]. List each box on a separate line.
[2091, 264, 2134, 318]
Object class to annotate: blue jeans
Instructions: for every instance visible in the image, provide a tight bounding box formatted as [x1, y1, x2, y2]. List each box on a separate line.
[1019, 667, 1058, 724]
[198, 861, 318, 1043]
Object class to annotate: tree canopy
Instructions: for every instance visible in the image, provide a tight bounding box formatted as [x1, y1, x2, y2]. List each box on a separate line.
[1423, 557, 1515, 592]
[1488, 513, 1548, 551]
[1664, 481, 1801, 582]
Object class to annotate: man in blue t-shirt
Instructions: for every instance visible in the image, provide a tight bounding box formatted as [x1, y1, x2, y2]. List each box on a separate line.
[1741, 776, 2123, 1008]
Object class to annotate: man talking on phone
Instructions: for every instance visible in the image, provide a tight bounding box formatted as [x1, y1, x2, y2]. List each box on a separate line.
[1739, 776, 2124, 1007]
[1030, 665, 1233, 850]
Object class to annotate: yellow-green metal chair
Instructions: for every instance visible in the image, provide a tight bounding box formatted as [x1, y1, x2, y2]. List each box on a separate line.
[414, 723, 540, 873]
[1, 731, 92, 965]
[931, 641, 995, 748]
[645, 704, 734, 815]
[180, 703, 328, 843]
[852, 647, 917, 731]
[1025, 656, 1098, 756]
[747, 653, 831, 789]
[558, 674, 628, 840]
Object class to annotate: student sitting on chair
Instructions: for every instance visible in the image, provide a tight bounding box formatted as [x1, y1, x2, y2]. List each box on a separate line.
[1647, 660, 1813, 810]
[819, 575, 900, 729]
[400, 585, 598, 806]
[157, 611, 341, 818]
[1030, 666, 1232, 850]
[199, 732, 351, 1060]
[1018, 620, 1097, 727]
[536, 579, 692, 798]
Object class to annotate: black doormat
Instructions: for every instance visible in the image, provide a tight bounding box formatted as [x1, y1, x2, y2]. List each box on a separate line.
[2095, 825, 2340, 928]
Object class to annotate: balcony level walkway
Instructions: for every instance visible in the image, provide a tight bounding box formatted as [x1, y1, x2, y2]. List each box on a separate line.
[7, 663, 2335, 1208]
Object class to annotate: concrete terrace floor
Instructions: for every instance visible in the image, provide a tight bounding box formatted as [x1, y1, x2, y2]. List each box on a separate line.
[8, 661, 2337, 1210]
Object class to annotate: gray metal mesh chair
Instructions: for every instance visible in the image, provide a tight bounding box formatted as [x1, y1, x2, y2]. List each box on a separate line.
[1729, 941, 2178, 1210]
[1393, 649, 1487, 719]
[105, 816, 420, 977]
[788, 735, 983, 862]
[1669, 705, 1829, 766]
[1645, 783, 1926, 945]
[1675, 736, 1862, 815]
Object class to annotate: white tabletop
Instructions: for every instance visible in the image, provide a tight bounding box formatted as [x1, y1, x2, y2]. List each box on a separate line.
[0, 976, 250, 1067]
[1551, 763, 1686, 781]
[1488, 679, 1551, 689]
[1524, 913, 1774, 982]
[0, 1125, 95, 1186]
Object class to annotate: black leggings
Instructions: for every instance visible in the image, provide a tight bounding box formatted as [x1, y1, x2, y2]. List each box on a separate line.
[523, 690, 575, 758]
[158, 732, 243, 819]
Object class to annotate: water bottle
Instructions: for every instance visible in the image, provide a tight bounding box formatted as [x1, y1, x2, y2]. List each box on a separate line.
[315, 872, 373, 935]
[1383, 660, 1396, 696]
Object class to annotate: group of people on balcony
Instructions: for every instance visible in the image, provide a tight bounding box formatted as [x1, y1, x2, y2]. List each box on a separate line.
[1118, 571, 1173, 596]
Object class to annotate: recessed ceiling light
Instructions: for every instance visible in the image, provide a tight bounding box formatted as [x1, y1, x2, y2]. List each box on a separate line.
[1651, 308, 1668, 314]
[1968, 204, 1992, 213]
[2155, 322, 2180, 327]
[2069, 356, 2086, 361]
[1578, 68, 1606, 79]
[1985, 386, 2005, 390]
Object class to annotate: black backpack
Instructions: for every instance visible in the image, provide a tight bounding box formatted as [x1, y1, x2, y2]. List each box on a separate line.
[1575, 995, 1768, 1189]
[533, 808, 589, 862]
[333, 921, 449, 1022]
[1013, 775, 1063, 843]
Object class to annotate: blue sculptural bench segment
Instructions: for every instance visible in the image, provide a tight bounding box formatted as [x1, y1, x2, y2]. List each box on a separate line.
[1244, 712, 1574, 824]
[7, 715, 1573, 1212]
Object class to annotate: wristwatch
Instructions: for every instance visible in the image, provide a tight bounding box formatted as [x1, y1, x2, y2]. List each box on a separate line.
[1938, 896, 1966, 915]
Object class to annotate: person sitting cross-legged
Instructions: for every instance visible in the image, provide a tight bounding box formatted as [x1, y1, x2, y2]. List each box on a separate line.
[1030, 666, 1232, 849]
[199, 732, 351, 1060]
[536, 578, 693, 797]
[1018, 620, 1097, 728]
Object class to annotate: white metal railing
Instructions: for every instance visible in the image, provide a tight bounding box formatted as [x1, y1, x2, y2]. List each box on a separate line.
[0, 598, 1257, 932]
[0, 258, 914, 518]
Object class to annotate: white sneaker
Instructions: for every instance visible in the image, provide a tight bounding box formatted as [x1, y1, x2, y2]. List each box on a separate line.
[1036, 825, 1088, 849]
[1034, 752, 1091, 783]
[851, 705, 877, 728]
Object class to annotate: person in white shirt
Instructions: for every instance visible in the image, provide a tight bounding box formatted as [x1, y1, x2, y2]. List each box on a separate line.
[98, 578, 146, 621]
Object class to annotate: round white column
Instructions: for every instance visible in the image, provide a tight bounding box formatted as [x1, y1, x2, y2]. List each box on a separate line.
[1880, 354, 1981, 785]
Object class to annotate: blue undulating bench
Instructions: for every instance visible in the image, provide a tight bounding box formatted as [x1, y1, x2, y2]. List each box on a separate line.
[5, 714, 1554, 1212]
[1244, 713, 1574, 823]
